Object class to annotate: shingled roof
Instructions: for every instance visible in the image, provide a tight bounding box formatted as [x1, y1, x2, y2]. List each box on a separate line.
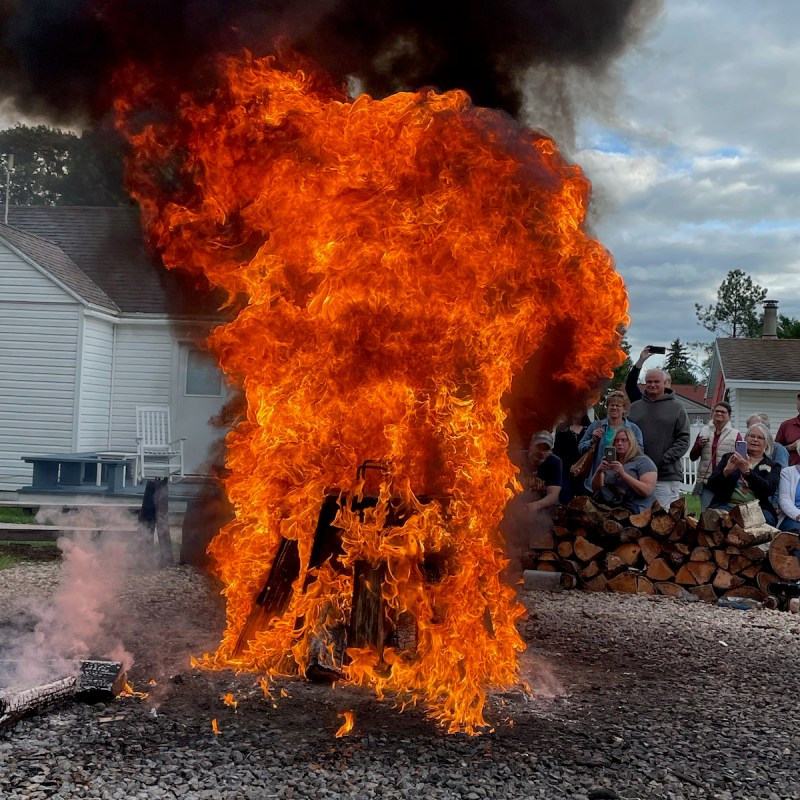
[0, 221, 118, 312]
[4, 206, 222, 315]
[716, 338, 800, 382]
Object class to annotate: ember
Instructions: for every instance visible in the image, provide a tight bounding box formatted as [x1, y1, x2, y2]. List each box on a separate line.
[115, 50, 628, 733]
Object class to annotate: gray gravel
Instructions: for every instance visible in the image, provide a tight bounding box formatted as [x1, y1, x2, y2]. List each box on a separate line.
[2, 558, 800, 800]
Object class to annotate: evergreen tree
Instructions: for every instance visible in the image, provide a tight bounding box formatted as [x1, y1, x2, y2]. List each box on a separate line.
[664, 338, 698, 385]
[695, 269, 767, 338]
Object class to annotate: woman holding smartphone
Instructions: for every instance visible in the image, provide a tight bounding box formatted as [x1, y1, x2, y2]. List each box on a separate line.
[578, 390, 643, 494]
[590, 428, 657, 512]
[706, 423, 781, 525]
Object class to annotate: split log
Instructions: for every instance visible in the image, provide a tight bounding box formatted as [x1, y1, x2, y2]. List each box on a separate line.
[699, 508, 726, 531]
[666, 548, 688, 568]
[602, 519, 624, 537]
[668, 521, 688, 542]
[769, 532, 800, 580]
[77, 660, 127, 700]
[740, 563, 761, 579]
[728, 555, 753, 574]
[578, 560, 601, 580]
[557, 559, 581, 575]
[686, 561, 716, 585]
[604, 553, 627, 577]
[698, 530, 724, 548]
[639, 537, 662, 564]
[608, 572, 655, 594]
[729, 502, 766, 530]
[674, 564, 698, 586]
[552, 525, 572, 539]
[628, 509, 652, 529]
[655, 582, 695, 600]
[688, 584, 718, 603]
[689, 546, 712, 562]
[727, 524, 777, 547]
[714, 550, 730, 571]
[713, 569, 745, 591]
[619, 526, 644, 543]
[535, 561, 559, 572]
[573, 537, 604, 563]
[742, 545, 768, 562]
[583, 574, 608, 592]
[538, 551, 559, 562]
[645, 558, 675, 581]
[613, 542, 642, 566]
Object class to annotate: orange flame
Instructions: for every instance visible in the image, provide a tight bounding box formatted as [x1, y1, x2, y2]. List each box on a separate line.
[211, 718, 221, 735]
[115, 50, 627, 734]
[335, 710, 355, 738]
[222, 692, 238, 711]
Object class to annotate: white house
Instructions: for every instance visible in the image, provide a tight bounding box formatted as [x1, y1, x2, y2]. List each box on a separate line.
[0, 205, 231, 491]
[705, 302, 800, 435]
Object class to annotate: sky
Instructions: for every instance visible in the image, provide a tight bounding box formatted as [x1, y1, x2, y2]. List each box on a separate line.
[570, 0, 800, 363]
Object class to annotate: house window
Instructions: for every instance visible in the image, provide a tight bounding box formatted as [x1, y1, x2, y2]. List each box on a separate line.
[185, 349, 223, 397]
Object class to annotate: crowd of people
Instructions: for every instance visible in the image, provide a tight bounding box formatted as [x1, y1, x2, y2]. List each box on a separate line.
[517, 347, 800, 541]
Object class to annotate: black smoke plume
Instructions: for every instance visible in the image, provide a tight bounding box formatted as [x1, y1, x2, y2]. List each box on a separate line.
[1, 0, 660, 124]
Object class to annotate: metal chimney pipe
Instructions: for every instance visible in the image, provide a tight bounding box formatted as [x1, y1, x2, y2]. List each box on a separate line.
[762, 299, 778, 339]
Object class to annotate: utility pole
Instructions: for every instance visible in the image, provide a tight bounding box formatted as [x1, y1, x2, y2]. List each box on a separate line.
[3, 153, 13, 224]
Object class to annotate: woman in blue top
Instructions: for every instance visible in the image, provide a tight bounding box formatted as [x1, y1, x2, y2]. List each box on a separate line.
[578, 390, 644, 493]
[590, 428, 658, 512]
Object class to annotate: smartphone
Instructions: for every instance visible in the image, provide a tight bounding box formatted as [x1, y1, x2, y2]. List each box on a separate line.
[735, 440, 748, 457]
[603, 446, 617, 462]
[648, 345, 666, 354]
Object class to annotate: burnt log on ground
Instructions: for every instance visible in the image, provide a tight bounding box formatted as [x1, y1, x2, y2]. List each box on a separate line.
[1, 660, 126, 728]
[0, 677, 77, 728]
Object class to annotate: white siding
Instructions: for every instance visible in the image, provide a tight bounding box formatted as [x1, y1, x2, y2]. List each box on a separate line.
[77, 314, 114, 450]
[732, 388, 799, 438]
[0, 242, 77, 303]
[0, 303, 80, 489]
[109, 323, 177, 450]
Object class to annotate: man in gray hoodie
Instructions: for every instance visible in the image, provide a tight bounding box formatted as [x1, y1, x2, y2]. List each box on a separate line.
[626, 368, 690, 510]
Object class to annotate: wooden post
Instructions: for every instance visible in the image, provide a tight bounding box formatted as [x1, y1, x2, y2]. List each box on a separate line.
[155, 478, 173, 567]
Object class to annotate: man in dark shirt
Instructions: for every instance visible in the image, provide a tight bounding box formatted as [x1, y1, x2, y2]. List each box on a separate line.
[520, 430, 563, 513]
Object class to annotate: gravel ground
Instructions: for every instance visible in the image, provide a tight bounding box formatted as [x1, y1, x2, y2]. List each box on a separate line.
[2, 555, 800, 800]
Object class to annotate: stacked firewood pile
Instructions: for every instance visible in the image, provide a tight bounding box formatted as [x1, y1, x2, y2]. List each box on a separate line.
[522, 497, 800, 605]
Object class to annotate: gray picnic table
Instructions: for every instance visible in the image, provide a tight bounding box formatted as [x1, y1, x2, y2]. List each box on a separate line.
[21, 452, 138, 493]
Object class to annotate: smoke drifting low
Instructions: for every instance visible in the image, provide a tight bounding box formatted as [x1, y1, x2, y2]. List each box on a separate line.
[1, 0, 661, 125]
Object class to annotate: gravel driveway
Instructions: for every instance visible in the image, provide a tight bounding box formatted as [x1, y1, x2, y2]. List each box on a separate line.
[1, 555, 799, 800]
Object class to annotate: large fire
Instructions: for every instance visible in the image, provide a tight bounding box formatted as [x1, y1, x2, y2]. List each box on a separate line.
[115, 50, 627, 733]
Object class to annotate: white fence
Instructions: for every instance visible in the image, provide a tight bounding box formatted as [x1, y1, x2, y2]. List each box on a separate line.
[680, 424, 704, 490]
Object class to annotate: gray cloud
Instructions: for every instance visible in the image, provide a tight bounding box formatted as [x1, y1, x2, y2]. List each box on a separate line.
[577, 0, 800, 357]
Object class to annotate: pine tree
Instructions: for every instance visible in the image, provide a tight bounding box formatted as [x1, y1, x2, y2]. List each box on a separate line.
[695, 269, 767, 338]
[664, 338, 698, 385]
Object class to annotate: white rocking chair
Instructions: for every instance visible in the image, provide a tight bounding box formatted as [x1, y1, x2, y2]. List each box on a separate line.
[135, 405, 185, 482]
